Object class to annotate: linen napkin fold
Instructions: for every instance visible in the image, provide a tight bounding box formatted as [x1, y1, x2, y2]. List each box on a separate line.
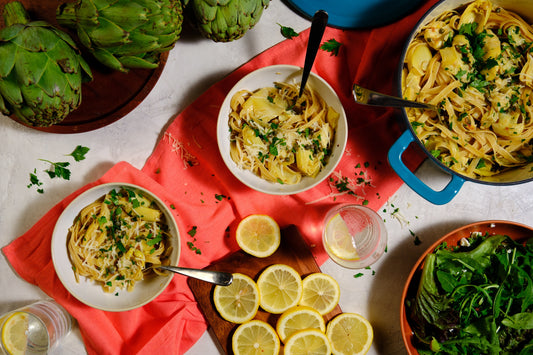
[3, 0, 438, 353]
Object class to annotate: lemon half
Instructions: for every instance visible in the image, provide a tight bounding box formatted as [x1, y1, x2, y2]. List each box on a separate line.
[256, 264, 302, 314]
[276, 306, 325, 343]
[232, 320, 280, 355]
[326, 313, 373, 355]
[236, 214, 281, 258]
[299, 273, 341, 315]
[213, 273, 260, 324]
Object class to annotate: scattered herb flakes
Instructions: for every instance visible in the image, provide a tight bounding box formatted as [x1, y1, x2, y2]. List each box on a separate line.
[187, 226, 202, 254]
[353, 273, 364, 278]
[320, 38, 342, 56]
[187, 226, 198, 238]
[278, 23, 299, 39]
[170, 204, 176, 210]
[215, 194, 229, 202]
[68, 145, 90, 161]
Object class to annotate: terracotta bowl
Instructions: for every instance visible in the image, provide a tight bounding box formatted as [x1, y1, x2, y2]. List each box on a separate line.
[400, 220, 533, 354]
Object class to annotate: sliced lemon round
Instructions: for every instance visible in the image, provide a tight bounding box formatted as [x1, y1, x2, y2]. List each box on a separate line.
[324, 213, 359, 261]
[232, 319, 280, 355]
[299, 273, 341, 315]
[256, 264, 302, 314]
[284, 328, 331, 355]
[213, 273, 260, 324]
[326, 313, 373, 355]
[276, 306, 325, 343]
[1, 312, 28, 355]
[236, 214, 281, 258]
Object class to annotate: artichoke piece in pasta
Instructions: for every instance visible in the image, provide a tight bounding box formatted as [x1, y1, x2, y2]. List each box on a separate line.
[459, 0, 492, 33]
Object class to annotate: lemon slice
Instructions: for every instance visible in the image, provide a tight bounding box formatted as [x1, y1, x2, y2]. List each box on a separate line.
[284, 329, 331, 355]
[1, 312, 28, 355]
[326, 313, 373, 355]
[213, 273, 260, 324]
[256, 264, 302, 314]
[324, 213, 359, 261]
[236, 214, 281, 258]
[276, 306, 325, 343]
[299, 273, 341, 315]
[232, 320, 280, 355]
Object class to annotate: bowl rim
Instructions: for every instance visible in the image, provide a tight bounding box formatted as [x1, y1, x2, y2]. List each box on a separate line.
[400, 219, 533, 354]
[216, 64, 348, 195]
[396, 0, 533, 186]
[51, 182, 181, 312]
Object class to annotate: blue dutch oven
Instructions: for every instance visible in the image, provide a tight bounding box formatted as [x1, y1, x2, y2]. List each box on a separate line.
[388, 0, 533, 205]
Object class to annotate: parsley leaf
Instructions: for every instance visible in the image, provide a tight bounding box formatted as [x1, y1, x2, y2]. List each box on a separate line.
[68, 145, 90, 161]
[320, 38, 342, 56]
[278, 23, 299, 39]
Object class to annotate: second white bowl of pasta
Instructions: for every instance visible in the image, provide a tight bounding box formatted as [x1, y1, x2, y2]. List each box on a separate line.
[51, 183, 180, 312]
[217, 64, 348, 195]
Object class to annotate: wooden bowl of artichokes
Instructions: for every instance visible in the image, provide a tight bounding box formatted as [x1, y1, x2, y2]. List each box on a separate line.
[0, 0, 180, 133]
[0, 0, 271, 133]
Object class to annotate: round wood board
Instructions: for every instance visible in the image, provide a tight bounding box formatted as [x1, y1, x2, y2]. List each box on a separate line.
[0, 0, 168, 133]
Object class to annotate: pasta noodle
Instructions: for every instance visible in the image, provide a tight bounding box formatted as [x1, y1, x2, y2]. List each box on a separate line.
[403, 0, 533, 179]
[228, 81, 339, 184]
[67, 187, 172, 293]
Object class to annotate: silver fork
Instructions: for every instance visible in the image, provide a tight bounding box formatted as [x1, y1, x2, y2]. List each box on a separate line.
[352, 83, 439, 113]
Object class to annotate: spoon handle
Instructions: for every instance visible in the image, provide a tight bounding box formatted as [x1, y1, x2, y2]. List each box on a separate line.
[352, 84, 435, 110]
[158, 265, 233, 286]
[299, 10, 328, 97]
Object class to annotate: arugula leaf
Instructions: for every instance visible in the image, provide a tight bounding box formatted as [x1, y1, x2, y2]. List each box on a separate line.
[278, 23, 299, 39]
[320, 38, 342, 56]
[69, 145, 90, 161]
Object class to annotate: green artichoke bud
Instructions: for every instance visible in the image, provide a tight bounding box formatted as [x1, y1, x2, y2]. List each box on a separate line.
[56, 0, 184, 72]
[187, 0, 270, 42]
[0, 1, 92, 127]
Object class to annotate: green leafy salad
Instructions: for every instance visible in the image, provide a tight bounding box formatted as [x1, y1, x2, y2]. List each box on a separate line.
[406, 233, 533, 354]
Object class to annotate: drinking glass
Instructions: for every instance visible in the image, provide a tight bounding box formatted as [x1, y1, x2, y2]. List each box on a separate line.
[0, 300, 71, 355]
[322, 204, 387, 268]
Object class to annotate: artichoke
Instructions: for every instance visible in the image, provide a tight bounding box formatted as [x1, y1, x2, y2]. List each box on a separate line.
[186, 0, 270, 42]
[56, 0, 184, 73]
[0, 1, 92, 127]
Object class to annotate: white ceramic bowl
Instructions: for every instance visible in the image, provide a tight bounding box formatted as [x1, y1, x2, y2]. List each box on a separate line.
[217, 64, 348, 195]
[51, 183, 180, 312]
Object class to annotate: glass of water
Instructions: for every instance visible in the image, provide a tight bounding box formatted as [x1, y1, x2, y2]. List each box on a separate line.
[0, 300, 72, 355]
[322, 204, 387, 269]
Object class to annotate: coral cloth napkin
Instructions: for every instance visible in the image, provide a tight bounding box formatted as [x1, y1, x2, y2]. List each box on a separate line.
[3, 0, 438, 353]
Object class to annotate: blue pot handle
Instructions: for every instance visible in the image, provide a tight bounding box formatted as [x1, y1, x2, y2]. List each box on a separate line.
[388, 130, 465, 205]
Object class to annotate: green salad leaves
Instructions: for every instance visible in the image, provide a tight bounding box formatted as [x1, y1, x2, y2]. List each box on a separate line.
[407, 234, 533, 354]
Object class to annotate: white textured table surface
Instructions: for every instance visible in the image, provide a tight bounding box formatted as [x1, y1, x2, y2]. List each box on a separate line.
[1, 1, 533, 354]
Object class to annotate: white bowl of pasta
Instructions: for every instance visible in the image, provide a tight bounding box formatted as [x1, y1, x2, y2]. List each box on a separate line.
[217, 64, 348, 195]
[389, 0, 533, 205]
[51, 183, 180, 312]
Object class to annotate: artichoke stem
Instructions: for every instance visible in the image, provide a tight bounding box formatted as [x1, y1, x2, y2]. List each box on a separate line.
[56, 3, 78, 28]
[3, 1, 30, 27]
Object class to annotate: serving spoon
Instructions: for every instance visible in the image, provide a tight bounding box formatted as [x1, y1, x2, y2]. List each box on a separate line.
[299, 10, 328, 97]
[352, 83, 439, 112]
[148, 265, 233, 286]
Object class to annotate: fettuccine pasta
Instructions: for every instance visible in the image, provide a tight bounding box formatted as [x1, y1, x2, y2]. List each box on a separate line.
[228, 82, 339, 184]
[403, 0, 533, 179]
[67, 187, 172, 293]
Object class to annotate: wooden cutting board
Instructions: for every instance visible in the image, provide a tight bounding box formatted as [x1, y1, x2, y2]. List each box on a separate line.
[188, 225, 342, 354]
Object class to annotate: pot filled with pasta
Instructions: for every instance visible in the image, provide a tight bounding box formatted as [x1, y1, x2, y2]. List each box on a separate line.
[389, 0, 533, 204]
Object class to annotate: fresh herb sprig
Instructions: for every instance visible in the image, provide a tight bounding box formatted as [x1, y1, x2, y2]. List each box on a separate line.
[27, 145, 90, 193]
